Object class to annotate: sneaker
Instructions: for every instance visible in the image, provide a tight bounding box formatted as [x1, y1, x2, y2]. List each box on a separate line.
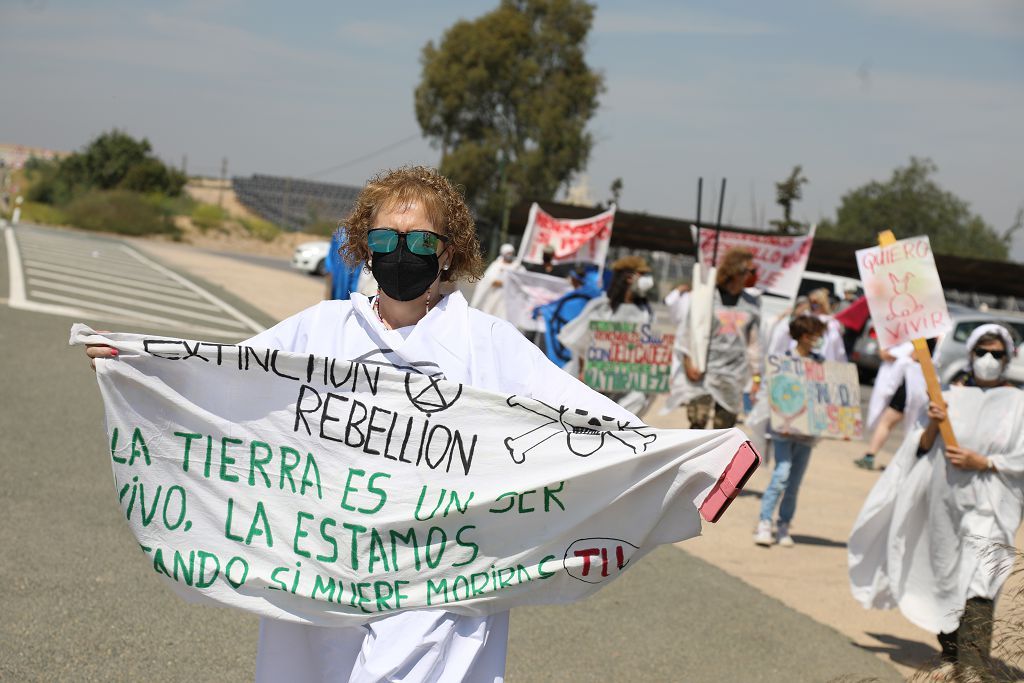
[776, 522, 794, 547]
[754, 519, 773, 546]
[854, 454, 875, 470]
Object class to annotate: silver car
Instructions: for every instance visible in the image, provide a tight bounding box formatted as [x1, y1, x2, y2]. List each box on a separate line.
[854, 305, 1024, 385]
[934, 305, 1024, 385]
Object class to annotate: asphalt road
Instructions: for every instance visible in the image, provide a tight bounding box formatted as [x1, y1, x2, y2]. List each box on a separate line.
[0, 229, 900, 682]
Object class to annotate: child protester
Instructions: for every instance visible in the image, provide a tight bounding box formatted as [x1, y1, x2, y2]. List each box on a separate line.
[755, 315, 828, 547]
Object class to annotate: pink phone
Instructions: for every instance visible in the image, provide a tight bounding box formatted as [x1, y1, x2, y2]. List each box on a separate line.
[699, 441, 761, 523]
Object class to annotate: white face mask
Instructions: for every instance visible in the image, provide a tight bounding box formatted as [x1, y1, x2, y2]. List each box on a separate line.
[972, 351, 1004, 382]
[633, 275, 654, 296]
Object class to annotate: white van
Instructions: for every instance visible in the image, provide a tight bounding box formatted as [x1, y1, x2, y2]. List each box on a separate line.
[759, 270, 862, 327]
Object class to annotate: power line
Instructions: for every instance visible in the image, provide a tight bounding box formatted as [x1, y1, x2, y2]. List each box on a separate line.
[305, 134, 422, 180]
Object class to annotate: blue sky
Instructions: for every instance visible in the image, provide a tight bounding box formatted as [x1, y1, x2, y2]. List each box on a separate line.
[2, 0, 1022, 256]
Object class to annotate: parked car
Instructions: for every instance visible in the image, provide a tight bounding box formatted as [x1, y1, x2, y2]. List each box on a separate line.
[851, 304, 1024, 385]
[292, 240, 330, 276]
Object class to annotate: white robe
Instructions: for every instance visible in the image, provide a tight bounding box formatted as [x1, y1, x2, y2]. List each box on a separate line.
[245, 291, 638, 683]
[469, 258, 518, 319]
[849, 385, 1024, 634]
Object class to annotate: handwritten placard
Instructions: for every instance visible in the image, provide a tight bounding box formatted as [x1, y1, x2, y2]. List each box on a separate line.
[583, 321, 674, 394]
[70, 325, 747, 627]
[855, 235, 951, 348]
[766, 354, 862, 439]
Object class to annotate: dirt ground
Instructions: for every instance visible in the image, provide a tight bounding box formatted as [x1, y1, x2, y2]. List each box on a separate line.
[126, 237, 1024, 679]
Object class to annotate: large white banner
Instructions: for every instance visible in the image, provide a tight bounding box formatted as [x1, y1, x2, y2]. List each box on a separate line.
[503, 269, 572, 332]
[71, 325, 749, 626]
[518, 203, 615, 268]
[691, 225, 816, 300]
[855, 235, 951, 348]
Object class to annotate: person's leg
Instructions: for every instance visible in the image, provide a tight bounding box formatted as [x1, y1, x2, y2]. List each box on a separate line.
[712, 402, 738, 429]
[777, 441, 813, 526]
[759, 439, 794, 524]
[686, 395, 713, 429]
[958, 597, 995, 677]
[856, 407, 903, 469]
[937, 629, 958, 665]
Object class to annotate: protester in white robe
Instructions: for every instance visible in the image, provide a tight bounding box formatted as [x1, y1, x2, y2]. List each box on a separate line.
[470, 243, 518, 318]
[855, 341, 932, 471]
[559, 255, 656, 416]
[664, 283, 691, 327]
[87, 167, 644, 683]
[668, 248, 761, 430]
[865, 342, 915, 431]
[849, 324, 1024, 676]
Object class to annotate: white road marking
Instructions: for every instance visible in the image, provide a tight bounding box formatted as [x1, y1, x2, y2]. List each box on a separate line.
[23, 260, 203, 297]
[27, 279, 248, 328]
[5, 226, 266, 337]
[122, 245, 264, 333]
[30, 291, 247, 338]
[23, 270, 222, 311]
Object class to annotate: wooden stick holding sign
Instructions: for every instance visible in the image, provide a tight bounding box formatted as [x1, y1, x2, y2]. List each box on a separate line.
[856, 230, 957, 447]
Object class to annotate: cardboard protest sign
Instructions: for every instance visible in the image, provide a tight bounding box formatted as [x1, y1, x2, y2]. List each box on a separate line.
[582, 321, 674, 394]
[503, 269, 572, 332]
[766, 354, 863, 439]
[518, 203, 615, 269]
[692, 225, 816, 300]
[855, 235, 951, 349]
[71, 324, 749, 626]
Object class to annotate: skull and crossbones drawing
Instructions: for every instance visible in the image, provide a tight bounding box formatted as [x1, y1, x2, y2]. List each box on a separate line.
[503, 396, 657, 464]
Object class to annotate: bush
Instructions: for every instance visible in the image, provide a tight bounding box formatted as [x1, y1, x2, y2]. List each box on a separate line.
[64, 190, 180, 238]
[240, 216, 282, 242]
[20, 201, 68, 226]
[191, 203, 227, 231]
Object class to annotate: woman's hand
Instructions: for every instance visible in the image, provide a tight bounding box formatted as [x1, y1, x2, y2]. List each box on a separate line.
[684, 355, 703, 383]
[926, 401, 947, 424]
[946, 445, 989, 471]
[85, 332, 118, 370]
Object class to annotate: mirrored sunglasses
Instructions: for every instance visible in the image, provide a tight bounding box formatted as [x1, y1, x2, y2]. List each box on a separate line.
[368, 228, 448, 256]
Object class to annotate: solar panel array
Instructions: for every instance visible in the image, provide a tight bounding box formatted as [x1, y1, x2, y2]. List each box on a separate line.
[232, 174, 362, 232]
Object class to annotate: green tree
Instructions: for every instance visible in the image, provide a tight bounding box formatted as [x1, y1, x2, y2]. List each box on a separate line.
[26, 130, 185, 204]
[819, 157, 1019, 260]
[415, 0, 604, 230]
[769, 165, 808, 234]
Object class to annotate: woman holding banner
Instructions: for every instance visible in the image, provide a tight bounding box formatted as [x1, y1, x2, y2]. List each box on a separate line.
[669, 247, 761, 430]
[557, 255, 657, 414]
[849, 324, 1024, 679]
[86, 166, 647, 683]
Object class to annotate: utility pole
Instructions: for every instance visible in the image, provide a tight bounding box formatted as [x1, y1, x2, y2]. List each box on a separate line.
[218, 157, 228, 207]
[498, 152, 511, 254]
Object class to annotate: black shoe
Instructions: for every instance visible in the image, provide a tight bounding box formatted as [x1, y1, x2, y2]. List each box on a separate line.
[854, 455, 875, 470]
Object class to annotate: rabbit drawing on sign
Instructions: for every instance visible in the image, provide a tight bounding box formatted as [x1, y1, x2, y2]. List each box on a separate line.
[886, 271, 924, 320]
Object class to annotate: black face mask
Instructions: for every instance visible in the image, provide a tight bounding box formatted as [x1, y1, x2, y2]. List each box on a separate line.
[370, 241, 443, 302]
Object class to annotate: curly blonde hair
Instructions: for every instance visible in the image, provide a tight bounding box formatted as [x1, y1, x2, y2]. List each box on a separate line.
[342, 166, 485, 283]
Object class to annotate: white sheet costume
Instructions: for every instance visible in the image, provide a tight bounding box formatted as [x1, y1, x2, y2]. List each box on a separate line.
[848, 384, 1024, 634]
[469, 257, 519, 319]
[246, 291, 638, 683]
[557, 294, 655, 414]
[668, 289, 761, 416]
